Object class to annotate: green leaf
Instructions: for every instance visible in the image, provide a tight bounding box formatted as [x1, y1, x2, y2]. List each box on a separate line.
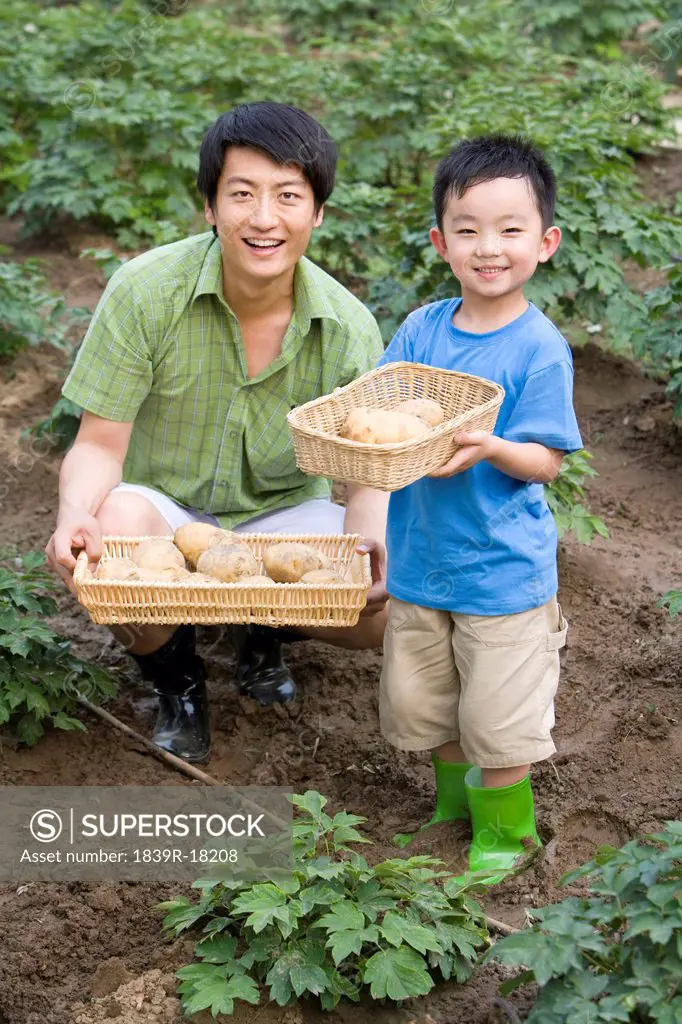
[175, 963, 228, 984]
[391, 832, 416, 849]
[223, 974, 260, 1006]
[158, 897, 209, 936]
[290, 791, 327, 818]
[317, 900, 365, 933]
[333, 825, 371, 846]
[355, 879, 398, 921]
[499, 969, 535, 996]
[231, 884, 288, 933]
[380, 911, 443, 955]
[289, 964, 330, 998]
[238, 931, 283, 969]
[331, 811, 367, 829]
[265, 958, 295, 1006]
[182, 974, 259, 1017]
[443, 876, 469, 899]
[491, 930, 568, 986]
[646, 881, 680, 908]
[327, 926, 379, 965]
[298, 881, 346, 914]
[194, 935, 238, 964]
[51, 711, 87, 732]
[432, 919, 483, 959]
[15, 713, 44, 746]
[262, 950, 329, 1007]
[363, 945, 434, 1000]
[625, 911, 668, 939]
[305, 856, 347, 880]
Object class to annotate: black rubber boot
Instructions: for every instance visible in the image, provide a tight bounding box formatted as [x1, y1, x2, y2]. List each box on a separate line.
[232, 625, 298, 706]
[129, 625, 211, 764]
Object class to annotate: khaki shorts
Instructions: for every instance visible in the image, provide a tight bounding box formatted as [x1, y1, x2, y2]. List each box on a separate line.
[380, 596, 568, 768]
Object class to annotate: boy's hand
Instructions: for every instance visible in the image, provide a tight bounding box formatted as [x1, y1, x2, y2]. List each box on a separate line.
[356, 537, 388, 616]
[428, 430, 495, 479]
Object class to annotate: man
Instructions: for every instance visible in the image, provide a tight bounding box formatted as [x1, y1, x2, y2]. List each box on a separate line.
[46, 102, 389, 765]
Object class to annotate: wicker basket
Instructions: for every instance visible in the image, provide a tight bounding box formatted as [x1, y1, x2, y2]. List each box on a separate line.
[287, 361, 505, 491]
[73, 534, 371, 628]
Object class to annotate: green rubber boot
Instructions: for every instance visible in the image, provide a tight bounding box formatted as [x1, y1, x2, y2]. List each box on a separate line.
[393, 757, 471, 848]
[463, 767, 542, 885]
[427, 756, 472, 825]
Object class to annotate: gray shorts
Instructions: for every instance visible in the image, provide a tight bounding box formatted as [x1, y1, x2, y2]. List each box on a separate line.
[111, 482, 346, 535]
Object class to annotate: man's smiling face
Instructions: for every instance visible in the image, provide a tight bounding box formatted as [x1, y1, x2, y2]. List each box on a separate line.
[429, 176, 560, 301]
[205, 146, 323, 285]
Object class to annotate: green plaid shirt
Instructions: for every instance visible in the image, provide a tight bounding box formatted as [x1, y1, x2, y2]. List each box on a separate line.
[62, 232, 383, 529]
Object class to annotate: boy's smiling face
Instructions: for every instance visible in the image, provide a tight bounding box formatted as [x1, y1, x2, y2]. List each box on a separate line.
[429, 176, 560, 303]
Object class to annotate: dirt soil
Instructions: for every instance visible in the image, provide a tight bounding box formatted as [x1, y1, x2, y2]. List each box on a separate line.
[1, 237, 682, 1024]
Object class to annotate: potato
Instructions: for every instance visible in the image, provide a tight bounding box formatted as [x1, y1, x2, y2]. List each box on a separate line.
[196, 543, 259, 582]
[339, 407, 430, 444]
[220, 530, 243, 544]
[394, 397, 445, 428]
[189, 572, 219, 584]
[135, 566, 191, 582]
[174, 523, 226, 567]
[95, 557, 139, 581]
[263, 542, 331, 583]
[301, 569, 345, 583]
[132, 538, 185, 572]
[239, 575, 278, 586]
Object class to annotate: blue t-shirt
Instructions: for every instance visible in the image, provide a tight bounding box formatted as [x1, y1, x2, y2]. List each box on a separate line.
[377, 299, 583, 615]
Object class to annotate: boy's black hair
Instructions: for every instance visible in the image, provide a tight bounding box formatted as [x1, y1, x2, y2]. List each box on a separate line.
[433, 134, 556, 230]
[197, 102, 337, 213]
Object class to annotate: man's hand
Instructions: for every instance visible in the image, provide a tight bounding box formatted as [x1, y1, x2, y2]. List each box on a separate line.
[356, 537, 388, 617]
[428, 430, 494, 479]
[45, 505, 102, 596]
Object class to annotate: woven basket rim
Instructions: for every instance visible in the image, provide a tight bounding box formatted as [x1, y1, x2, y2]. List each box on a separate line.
[286, 360, 504, 448]
[74, 533, 372, 590]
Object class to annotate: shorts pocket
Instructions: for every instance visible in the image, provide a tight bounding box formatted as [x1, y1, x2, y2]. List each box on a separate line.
[546, 604, 568, 651]
[386, 598, 421, 633]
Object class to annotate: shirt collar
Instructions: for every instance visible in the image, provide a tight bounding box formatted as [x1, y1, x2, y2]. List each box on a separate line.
[293, 256, 342, 334]
[192, 237, 342, 332]
[192, 234, 225, 302]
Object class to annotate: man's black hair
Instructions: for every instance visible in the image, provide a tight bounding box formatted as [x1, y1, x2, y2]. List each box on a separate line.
[197, 102, 337, 213]
[433, 134, 556, 231]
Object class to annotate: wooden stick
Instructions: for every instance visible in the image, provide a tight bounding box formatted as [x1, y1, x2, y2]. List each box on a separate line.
[491, 996, 522, 1023]
[76, 696, 224, 785]
[485, 915, 520, 935]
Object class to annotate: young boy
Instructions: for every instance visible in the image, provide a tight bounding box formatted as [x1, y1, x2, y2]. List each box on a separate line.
[378, 134, 583, 883]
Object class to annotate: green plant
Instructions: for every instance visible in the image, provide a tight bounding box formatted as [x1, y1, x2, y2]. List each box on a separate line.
[255, 0, 411, 41]
[619, 262, 682, 418]
[80, 246, 128, 281]
[0, 249, 89, 359]
[157, 791, 489, 1017]
[516, 0, 666, 56]
[649, 5, 682, 83]
[29, 394, 83, 451]
[28, 248, 127, 448]
[545, 450, 609, 543]
[489, 821, 682, 1023]
[658, 590, 682, 617]
[0, 551, 117, 745]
